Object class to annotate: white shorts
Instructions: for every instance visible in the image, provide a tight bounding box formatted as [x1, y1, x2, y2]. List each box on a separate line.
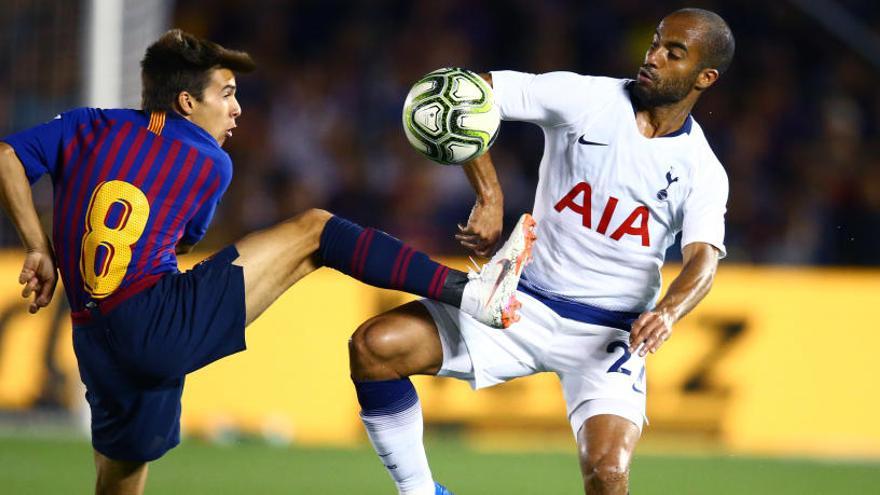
[420, 289, 647, 436]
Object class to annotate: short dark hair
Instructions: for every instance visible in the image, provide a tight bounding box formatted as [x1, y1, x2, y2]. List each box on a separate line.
[672, 8, 735, 75]
[140, 29, 255, 112]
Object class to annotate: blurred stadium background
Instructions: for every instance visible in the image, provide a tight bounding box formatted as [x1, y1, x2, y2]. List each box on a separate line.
[1, 0, 879, 493]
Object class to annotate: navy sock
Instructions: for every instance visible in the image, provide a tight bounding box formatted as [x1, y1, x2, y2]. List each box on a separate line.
[318, 215, 467, 306]
[354, 378, 418, 415]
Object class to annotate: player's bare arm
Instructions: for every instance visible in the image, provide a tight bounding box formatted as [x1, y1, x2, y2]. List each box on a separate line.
[629, 242, 719, 356]
[456, 151, 504, 256]
[0, 142, 57, 314]
[453, 71, 503, 257]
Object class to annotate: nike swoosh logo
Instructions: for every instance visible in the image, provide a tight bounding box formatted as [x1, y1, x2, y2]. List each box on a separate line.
[578, 135, 608, 146]
[483, 259, 512, 309]
[379, 452, 393, 457]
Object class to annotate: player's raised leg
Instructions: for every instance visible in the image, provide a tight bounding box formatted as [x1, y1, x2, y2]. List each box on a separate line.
[231, 209, 535, 327]
[230, 208, 333, 325]
[577, 415, 640, 495]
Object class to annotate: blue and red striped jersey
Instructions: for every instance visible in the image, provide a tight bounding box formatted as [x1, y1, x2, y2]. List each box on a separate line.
[2, 108, 232, 314]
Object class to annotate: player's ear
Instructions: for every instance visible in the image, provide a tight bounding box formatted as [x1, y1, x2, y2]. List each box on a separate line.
[695, 68, 719, 91]
[176, 91, 196, 116]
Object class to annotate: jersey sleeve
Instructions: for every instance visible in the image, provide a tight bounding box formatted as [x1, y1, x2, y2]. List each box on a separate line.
[680, 160, 729, 258]
[179, 154, 233, 246]
[1, 113, 68, 184]
[490, 70, 597, 127]
[180, 199, 219, 245]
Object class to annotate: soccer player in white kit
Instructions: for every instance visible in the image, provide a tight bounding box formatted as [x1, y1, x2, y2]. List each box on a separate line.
[348, 8, 734, 495]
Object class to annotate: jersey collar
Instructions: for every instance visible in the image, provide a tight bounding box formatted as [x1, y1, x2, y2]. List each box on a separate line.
[623, 80, 693, 138]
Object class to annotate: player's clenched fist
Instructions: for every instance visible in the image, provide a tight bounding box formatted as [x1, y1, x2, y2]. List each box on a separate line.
[629, 309, 675, 357]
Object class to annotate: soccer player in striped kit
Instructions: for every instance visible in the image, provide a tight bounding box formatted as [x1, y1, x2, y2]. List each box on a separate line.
[0, 30, 533, 495]
[349, 8, 734, 495]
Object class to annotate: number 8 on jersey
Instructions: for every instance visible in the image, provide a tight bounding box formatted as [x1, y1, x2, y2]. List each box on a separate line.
[80, 180, 150, 298]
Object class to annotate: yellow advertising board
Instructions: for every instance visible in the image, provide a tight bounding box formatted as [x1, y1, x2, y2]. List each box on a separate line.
[0, 253, 877, 458]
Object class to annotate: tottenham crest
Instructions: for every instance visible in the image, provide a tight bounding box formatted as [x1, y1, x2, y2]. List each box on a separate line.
[657, 168, 679, 201]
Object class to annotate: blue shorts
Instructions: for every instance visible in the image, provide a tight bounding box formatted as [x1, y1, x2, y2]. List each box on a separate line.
[72, 245, 247, 462]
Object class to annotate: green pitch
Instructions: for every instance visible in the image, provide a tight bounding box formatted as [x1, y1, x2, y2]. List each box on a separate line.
[1, 435, 878, 494]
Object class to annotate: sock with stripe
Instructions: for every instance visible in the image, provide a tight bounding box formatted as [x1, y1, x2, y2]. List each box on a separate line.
[355, 379, 435, 495]
[318, 215, 467, 305]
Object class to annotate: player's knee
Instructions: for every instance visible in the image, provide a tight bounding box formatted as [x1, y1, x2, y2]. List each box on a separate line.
[585, 454, 629, 488]
[350, 317, 393, 361]
[297, 208, 332, 231]
[94, 451, 148, 492]
[350, 317, 406, 369]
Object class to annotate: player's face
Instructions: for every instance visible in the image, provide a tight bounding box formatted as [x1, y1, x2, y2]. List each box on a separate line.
[189, 68, 241, 146]
[632, 14, 705, 107]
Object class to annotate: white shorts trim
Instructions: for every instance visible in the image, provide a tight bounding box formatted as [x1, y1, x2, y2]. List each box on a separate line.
[569, 398, 645, 437]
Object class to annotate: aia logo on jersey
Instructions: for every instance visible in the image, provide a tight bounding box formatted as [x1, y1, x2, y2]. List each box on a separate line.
[554, 181, 651, 247]
[657, 168, 679, 201]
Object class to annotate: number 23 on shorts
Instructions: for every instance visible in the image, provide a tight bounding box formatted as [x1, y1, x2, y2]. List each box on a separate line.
[606, 340, 646, 394]
[80, 180, 151, 298]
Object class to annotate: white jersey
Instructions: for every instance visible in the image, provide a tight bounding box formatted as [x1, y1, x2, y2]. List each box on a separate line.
[491, 70, 729, 312]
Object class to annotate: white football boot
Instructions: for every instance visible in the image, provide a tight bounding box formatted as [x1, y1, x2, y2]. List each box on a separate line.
[461, 213, 537, 329]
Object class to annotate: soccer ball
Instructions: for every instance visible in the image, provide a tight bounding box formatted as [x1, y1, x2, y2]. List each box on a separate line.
[402, 67, 500, 165]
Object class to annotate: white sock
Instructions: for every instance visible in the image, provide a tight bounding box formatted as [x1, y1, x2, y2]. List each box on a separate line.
[460, 278, 480, 316]
[360, 398, 435, 495]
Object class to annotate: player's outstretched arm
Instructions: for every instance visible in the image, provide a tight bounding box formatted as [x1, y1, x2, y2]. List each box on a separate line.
[0, 143, 57, 313]
[629, 242, 719, 356]
[456, 151, 504, 257]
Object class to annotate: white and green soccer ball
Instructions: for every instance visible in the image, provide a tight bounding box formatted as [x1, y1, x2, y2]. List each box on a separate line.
[402, 67, 500, 165]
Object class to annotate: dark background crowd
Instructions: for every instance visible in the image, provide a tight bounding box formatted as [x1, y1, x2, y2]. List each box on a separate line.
[2, 0, 879, 265]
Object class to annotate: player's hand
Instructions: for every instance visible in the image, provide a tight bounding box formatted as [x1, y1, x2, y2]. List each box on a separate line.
[455, 199, 502, 257]
[19, 248, 57, 314]
[629, 309, 674, 357]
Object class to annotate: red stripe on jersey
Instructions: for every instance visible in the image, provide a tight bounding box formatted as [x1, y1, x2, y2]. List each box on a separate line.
[148, 158, 216, 271]
[63, 123, 89, 163]
[145, 140, 181, 200]
[54, 123, 98, 250]
[53, 123, 99, 307]
[130, 134, 165, 188]
[115, 127, 149, 180]
[62, 123, 114, 308]
[132, 144, 196, 278]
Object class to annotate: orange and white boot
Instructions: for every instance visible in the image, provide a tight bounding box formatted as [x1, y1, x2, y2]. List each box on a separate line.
[460, 213, 537, 329]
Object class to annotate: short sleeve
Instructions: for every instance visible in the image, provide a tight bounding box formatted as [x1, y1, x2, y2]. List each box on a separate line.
[180, 199, 219, 245]
[179, 153, 233, 245]
[1, 114, 67, 184]
[680, 160, 729, 258]
[490, 70, 600, 127]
